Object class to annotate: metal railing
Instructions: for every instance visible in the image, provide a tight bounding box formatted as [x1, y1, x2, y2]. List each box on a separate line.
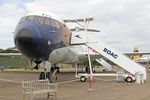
[22, 79, 58, 100]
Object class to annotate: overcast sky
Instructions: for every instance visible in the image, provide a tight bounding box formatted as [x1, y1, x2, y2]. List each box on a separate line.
[0, 0, 150, 52]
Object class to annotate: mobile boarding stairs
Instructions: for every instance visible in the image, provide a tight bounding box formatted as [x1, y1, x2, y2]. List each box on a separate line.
[64, 18, 146, 84]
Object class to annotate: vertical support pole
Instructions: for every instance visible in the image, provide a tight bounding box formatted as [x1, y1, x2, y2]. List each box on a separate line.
[89, 76, 91, 88]
[87, 47, 93, 76]
[84, 18, 93, 76]
[87, 35, 93, 92]
[83, 18, 93, 91]
[88, 75, 93, 91]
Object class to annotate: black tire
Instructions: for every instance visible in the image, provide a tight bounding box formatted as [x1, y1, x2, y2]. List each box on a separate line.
[103, 69, 106, 72]
[125, 77, 133, 83]
[39, 72, 46, 80]
[80, 76, 87, 82]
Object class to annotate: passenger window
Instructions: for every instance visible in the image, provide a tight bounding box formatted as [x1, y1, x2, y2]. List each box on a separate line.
[44, 17, 51, 25]
[35, 16, 44, 24]
[50, 18, 56, 27]
[27, 16, 35, 21]
[55, 20, 60, 28]
[19, 17, 26, 24]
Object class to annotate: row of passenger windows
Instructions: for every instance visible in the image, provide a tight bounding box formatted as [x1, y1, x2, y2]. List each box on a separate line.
[19, 16, 63, 28]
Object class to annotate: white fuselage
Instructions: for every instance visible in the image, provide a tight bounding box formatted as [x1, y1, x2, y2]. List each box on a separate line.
[48, 45, 100, 64]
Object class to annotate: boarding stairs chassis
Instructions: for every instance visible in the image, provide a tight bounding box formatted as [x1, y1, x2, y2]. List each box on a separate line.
[74, 62, 125, 82]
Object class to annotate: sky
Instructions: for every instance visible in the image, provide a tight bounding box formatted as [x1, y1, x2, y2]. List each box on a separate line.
[0, 0, 150, 52]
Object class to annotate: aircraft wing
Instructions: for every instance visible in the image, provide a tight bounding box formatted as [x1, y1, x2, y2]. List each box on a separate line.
[70, 28, 100, 32]
[63, 18, 93, 23]
[124, 52, 150, 56]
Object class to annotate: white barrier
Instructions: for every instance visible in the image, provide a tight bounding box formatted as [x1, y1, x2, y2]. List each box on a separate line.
[22, 80, 58, 100]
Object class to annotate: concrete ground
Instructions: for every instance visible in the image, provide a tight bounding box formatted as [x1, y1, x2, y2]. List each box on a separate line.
[0, 70, 150, 100]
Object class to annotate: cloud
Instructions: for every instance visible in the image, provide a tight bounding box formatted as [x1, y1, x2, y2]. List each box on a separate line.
[1, 0, 150, 52]
[23, 0, 150, 52]
[0, 2, 25, 49]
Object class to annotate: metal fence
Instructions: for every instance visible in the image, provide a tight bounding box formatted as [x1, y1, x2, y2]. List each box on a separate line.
[22, 80, 58, 100]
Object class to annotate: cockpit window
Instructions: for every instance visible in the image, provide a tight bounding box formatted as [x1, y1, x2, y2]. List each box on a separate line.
[19, 17, 26, 24]
[44, 17, 51, 25]
[55, 20, 60, 28]
[50, 18, 56, 27]
[34, 17, 40, 24]
[27, 16, 35, 22]
[35, 16, 44, 24]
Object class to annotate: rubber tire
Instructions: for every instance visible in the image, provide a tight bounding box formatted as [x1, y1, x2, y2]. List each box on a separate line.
[125, 77, 133, 83]
[80, 76, 87, 82]
[39, 72, 46, 80]
[103, 69, 106, 72]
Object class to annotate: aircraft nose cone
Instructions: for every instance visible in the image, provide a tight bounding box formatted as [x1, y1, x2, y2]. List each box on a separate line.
[15, 28, 33, 48]
[15, 29, 32, 45]
[15, 28, 33, 58]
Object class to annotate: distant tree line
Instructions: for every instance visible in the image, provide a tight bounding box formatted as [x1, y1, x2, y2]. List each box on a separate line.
[0, 48, 3, 52]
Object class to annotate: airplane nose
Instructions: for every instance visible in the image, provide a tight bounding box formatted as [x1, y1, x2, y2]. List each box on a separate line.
[15, 28, 32, 47]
